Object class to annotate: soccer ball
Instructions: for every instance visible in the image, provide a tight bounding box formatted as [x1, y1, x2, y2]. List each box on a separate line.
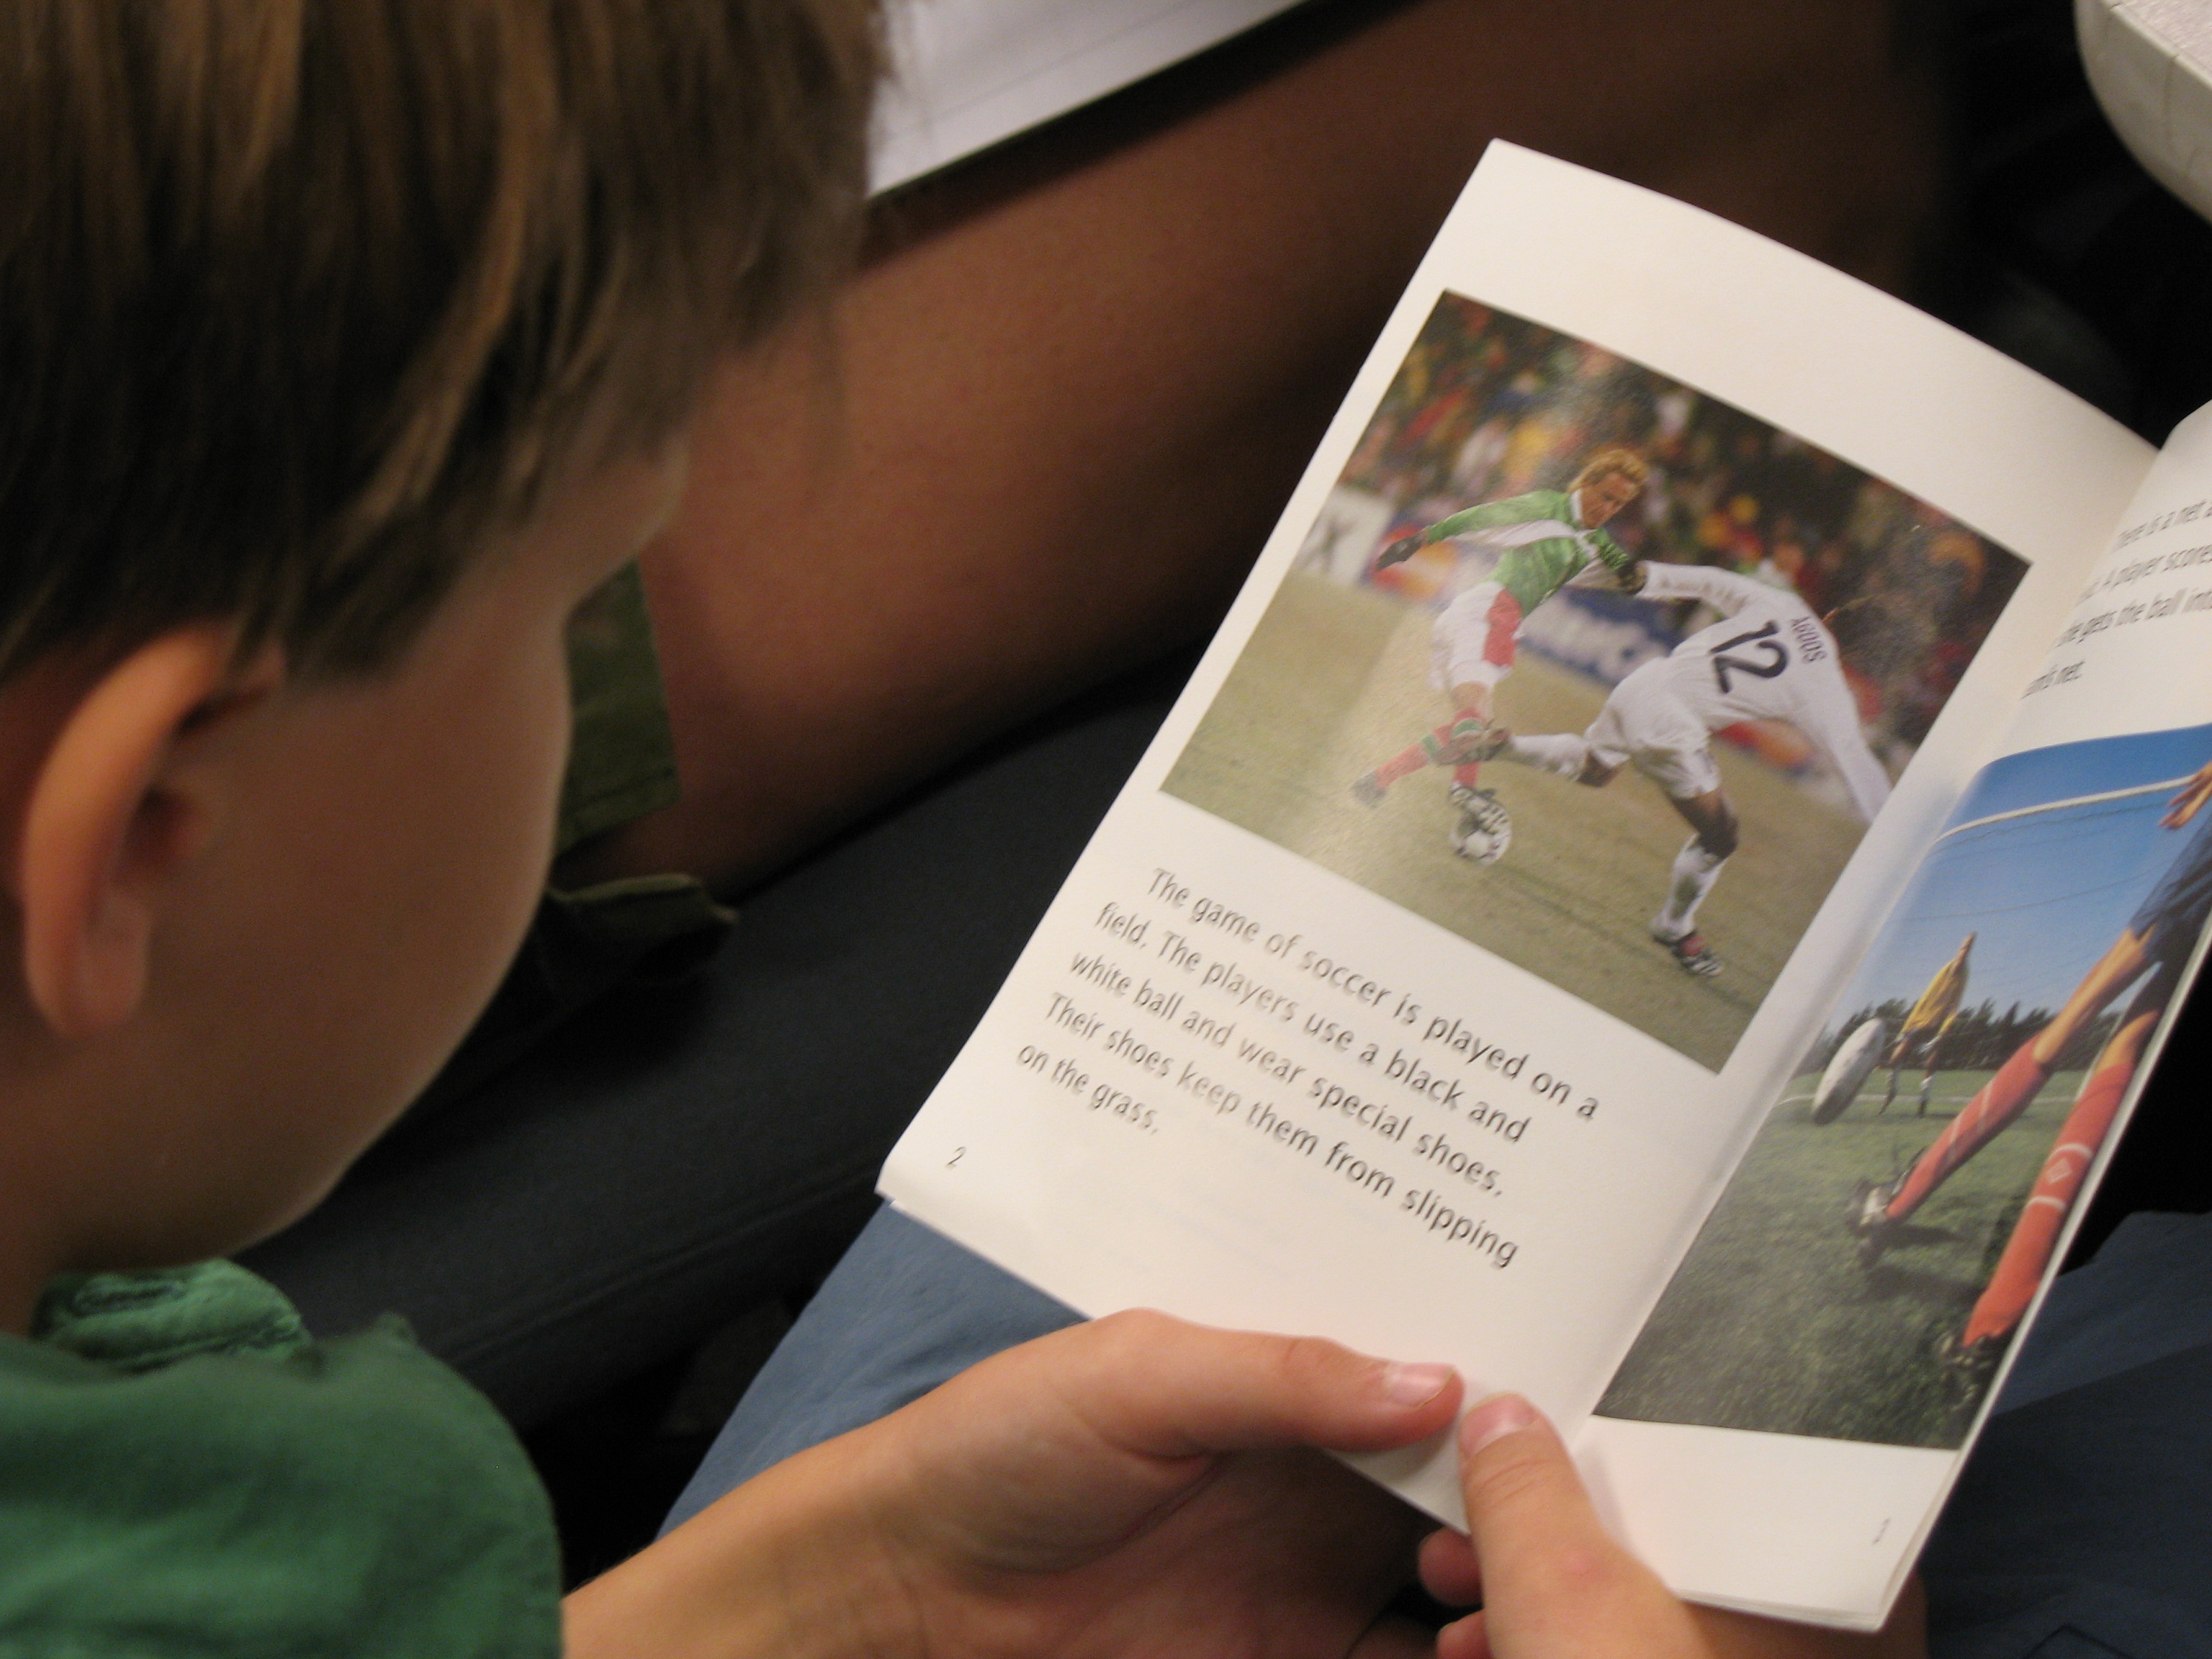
[1811, 1017, 1889, 1125]
[1449, 788, 1512, 866]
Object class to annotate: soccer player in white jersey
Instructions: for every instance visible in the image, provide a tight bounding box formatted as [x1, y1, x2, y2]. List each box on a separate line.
[1477, 559, 1894, 976]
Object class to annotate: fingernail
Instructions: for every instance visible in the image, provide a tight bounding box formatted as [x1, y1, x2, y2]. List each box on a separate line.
[1382, 1362, 1455, 1405]
[1460, 1393, 1537, 1455]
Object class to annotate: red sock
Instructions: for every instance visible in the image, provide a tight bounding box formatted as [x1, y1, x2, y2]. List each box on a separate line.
[1885, 1043, 2051, 1222]
[1960, 1051, 2134, 1346]
[1374, 711, 1485, 787]
[1373, 743, 1430, 788]
[1419, 711, 1485, 764]
[1453, 761, 1483, 789]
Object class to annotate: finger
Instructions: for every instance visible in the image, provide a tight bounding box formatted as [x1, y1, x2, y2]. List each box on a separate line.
[1418, 1524, 1484, 1606]
[1437, 1609, 1493, 1659]
[961, 1309, 1462, 1461]
[882, 1313, 1455, 1577]
[1457, 1395, 1707, 1659]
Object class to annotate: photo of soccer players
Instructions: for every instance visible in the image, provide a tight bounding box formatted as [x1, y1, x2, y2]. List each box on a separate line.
[1597, 723, 2212, 1447]
[1162, 296, 2026, 1069]
[1348, 451, 1647, 866]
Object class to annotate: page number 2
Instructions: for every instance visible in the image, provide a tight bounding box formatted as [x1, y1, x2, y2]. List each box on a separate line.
[947, 1146, 966, 1169]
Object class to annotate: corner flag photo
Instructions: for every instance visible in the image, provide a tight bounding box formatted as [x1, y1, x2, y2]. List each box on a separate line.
[1598, 720, 2212, 1447]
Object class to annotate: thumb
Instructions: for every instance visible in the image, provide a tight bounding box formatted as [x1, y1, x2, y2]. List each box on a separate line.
[955, 1308, 1464, 1461]
[886, 1310, 1462, 1575]
[1447, 1394, 1707, 1659]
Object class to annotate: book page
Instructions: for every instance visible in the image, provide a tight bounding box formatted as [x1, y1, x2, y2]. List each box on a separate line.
[879, 145, 2149, 1619]
[1593, 407, 2212, 1625]
[869, 0, 1304, 191]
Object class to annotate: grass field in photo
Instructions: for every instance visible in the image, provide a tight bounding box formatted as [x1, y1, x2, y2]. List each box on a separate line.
[1596, 1064, 2079, 1447]
[1163, 571, 1863, 1071]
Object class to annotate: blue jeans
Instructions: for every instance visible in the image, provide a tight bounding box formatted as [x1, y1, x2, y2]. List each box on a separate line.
[664, 1207, 1076, 1528]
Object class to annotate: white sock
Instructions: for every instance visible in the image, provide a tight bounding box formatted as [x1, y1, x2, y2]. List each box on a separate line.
[1503, 733, 1589, 779]
[1653, 835, 1727, 940]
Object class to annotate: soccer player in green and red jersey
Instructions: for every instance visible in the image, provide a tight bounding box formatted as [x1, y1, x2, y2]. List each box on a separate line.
[1352, 448, 1649, 861]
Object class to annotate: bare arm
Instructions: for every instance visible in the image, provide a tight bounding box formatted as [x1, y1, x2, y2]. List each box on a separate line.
[580, 0, 1938, 891]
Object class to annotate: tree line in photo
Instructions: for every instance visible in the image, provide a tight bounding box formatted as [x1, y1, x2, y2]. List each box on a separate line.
[1806, 1000, 2126, 1083]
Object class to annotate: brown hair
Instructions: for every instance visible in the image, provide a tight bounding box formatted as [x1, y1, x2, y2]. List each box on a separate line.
[1570, 448, 1650, 493]
[0, 0, 878, 677]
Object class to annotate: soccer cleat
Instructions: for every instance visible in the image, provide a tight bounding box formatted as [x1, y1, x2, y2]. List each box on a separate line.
[1846, 1177, 1902, 1266]
[1653, 928, 1720, 978]
[1349, 770, 1388, 808]
[1933, 1327, 2002, 1394]
[1448, 786, 1511, 865]
[1463, 724, 1512, 764]
[1425, 716, 1493, 767]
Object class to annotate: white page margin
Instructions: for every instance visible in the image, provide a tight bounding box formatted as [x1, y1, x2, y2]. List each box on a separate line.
[1578, 1417, 1954, 1629]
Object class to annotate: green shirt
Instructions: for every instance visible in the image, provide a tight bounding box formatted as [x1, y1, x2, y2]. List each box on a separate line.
[1418, 487, 1634, 614]
[558, 561, 680, 855]
[0, 1262, 561, 1656]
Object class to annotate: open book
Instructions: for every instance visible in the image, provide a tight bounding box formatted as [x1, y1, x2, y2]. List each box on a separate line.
[875, 143, 2196, 1628]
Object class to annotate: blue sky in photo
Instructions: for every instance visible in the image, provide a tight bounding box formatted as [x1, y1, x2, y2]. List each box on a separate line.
[1833, 721, 2212, 1019]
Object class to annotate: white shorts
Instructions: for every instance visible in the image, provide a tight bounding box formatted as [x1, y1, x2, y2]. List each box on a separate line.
[1585, 667, 1722, 801]
[1429, 580, 1521, 692]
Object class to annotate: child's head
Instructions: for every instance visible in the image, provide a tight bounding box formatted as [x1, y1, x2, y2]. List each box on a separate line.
[0, 0, 876, 680]
[0, 0, 876, 1304]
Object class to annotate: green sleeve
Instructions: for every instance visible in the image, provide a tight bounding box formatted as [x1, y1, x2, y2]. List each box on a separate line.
[1591, 529, 1636, 580]
[1419, 490, 1557, 542]
[558, 561, 680, 855]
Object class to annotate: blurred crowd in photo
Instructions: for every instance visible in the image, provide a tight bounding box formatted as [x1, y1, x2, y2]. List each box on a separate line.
[1312, 297, 2028, 775]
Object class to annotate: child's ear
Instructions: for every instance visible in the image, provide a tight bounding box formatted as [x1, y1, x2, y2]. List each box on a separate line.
[14, 628, 282, 1039]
